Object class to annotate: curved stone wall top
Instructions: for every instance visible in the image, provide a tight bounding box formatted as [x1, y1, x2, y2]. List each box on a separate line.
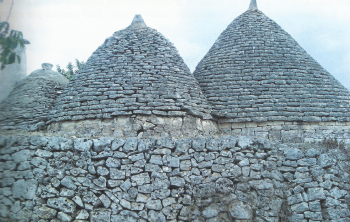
[0, 63, 69, 131]
[193, 8, 350, 123]
[49, 15, 212, 124]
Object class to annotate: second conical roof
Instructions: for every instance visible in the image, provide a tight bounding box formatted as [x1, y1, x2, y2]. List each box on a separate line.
[193, 8, 350, 122]
[50, 15, 212, 123]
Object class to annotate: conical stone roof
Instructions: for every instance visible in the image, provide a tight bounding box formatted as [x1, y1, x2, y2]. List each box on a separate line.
[193, 6, 350, 123]
[50, 15, 212, 123]
[0, 63, 68, 131]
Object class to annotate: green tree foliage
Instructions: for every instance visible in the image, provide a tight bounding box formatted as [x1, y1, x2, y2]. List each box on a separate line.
[56, 59, 85, 80]
[0, 0, 29, 70]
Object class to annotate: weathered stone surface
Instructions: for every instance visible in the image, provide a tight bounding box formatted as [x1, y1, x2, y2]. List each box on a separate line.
[229, 200, 252, 219]
[110, 168, 125, 180]
[131, 173, 150, 186]
[76, 209, 90, 219]
[91, 209, 111, 222]
[74, 138, 92, 152]
[146, 199, 162, 210]
[93, 176, 107, 187]
[0, 64, 68, 131]
[106, 157, 121, 168]
[148, 210, 166, 222]
[61, 177, 77, 190]
[284, 148, 304, 160]
[12, 179, 37, 199]
[203, 204, 220, 218]
[72, 196, 84, 208]
[11, 150, 31, 163]
[170, 177, 185, 187]
[307, 188, 326, 201]
[57, 212, 72, 222]
[93, 137, 114, 152]
[37, 206, 57, 219]
[319, 154, 337, 168]
[47, 197, 76, 214]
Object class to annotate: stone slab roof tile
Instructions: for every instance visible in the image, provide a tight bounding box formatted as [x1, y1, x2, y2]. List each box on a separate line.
[193, 7, 350, 122]
[50, 15, 212, 123]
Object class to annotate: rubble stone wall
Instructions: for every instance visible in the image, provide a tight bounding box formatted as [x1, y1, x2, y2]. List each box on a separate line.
[219, 121, 350, 144]
[1, 134, 350, 222]
[48, 119, 350, 145]
[47, 115, 218, 139]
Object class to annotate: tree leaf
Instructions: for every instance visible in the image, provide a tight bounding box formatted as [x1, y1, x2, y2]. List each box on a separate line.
[16, 55, 21, 63]
[8, 52, 16, 64]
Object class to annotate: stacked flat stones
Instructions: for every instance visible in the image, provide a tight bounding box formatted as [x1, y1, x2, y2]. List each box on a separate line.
[193, 8, 350, 123]
[49, 15, 212, 124]
[2, 135, 350, 221]
[0, 63, 68, 131]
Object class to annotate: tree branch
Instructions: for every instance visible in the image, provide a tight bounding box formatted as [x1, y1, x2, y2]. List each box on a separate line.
[6, 0, 14, 22]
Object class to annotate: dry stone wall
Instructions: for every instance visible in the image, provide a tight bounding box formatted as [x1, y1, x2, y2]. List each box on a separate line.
[193, 9, 350, 122]
[0, 64, 68, 132]
[48, 118, 350, 146]
[47, 115, 218, 139]
[219, 121, 350, 144]
[1, 134, 350, 222]
[49, 24, 212, 124]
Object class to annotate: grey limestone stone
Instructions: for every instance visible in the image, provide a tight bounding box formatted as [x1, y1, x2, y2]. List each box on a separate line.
[111, 139, 125, 150]
[93, 137, 114, 152]
[12, 179, 37, 199]
[61, 177, 77, 190]
[99, 194, 112, 208]
[229, 199, 253, 220]
[150, 155, 163, 165]
[237, 136, 252, 149]
[74, 138, 92, 152]
[106, 157, 121, 168]
[319, 154, 337, 168]
[148, 210, 166, 222]
[284, 148, 304, 160]
[170, 177, 185, 187]
[72, 196, 84, 208]
[146, 199, 162, 210]
[36, 206, 57, 219]
[11, 150, 31, 163]
[291, 202, 309, 214]
[47, 197, 76, 214]
[131, 173, 150, 186]
[60, 188, 75, 197]
[91, 209, 111, 222]
[309, 201, 321, 212]
[110, 168, 125, 180]
[307, 188, 326, 201]
[330, 187, 347, 199]
[76, 209, 89, 219]
[93, 176, 107, 187]
[202, 204, 219, 218]
[123, 138, 138, 152]
[57, 212, 72, 222]
[175, 138, 192, 154]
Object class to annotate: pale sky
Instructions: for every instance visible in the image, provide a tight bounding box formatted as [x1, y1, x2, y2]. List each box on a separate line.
[1, 0, 350, 90]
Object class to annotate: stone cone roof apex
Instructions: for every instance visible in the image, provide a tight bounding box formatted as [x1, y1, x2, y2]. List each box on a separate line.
[128, 14, 147, 29]
[193, 7, 350, 123]
[249, 0, 258, 10]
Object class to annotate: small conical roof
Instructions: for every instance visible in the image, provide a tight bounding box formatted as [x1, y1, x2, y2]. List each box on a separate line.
[50, 15, 212, 123]
[0, 63, 68, 131]
[193, 6, 350, 122]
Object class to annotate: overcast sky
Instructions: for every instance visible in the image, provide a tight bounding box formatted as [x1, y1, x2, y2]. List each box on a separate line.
[1, 0, 350, 90]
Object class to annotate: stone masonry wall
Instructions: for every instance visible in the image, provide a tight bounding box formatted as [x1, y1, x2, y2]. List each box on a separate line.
[48, 119, 350, 145]
[1, 135, 350, 222]
[47, 115, 218, 139]
[219, 121, 350, 144]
